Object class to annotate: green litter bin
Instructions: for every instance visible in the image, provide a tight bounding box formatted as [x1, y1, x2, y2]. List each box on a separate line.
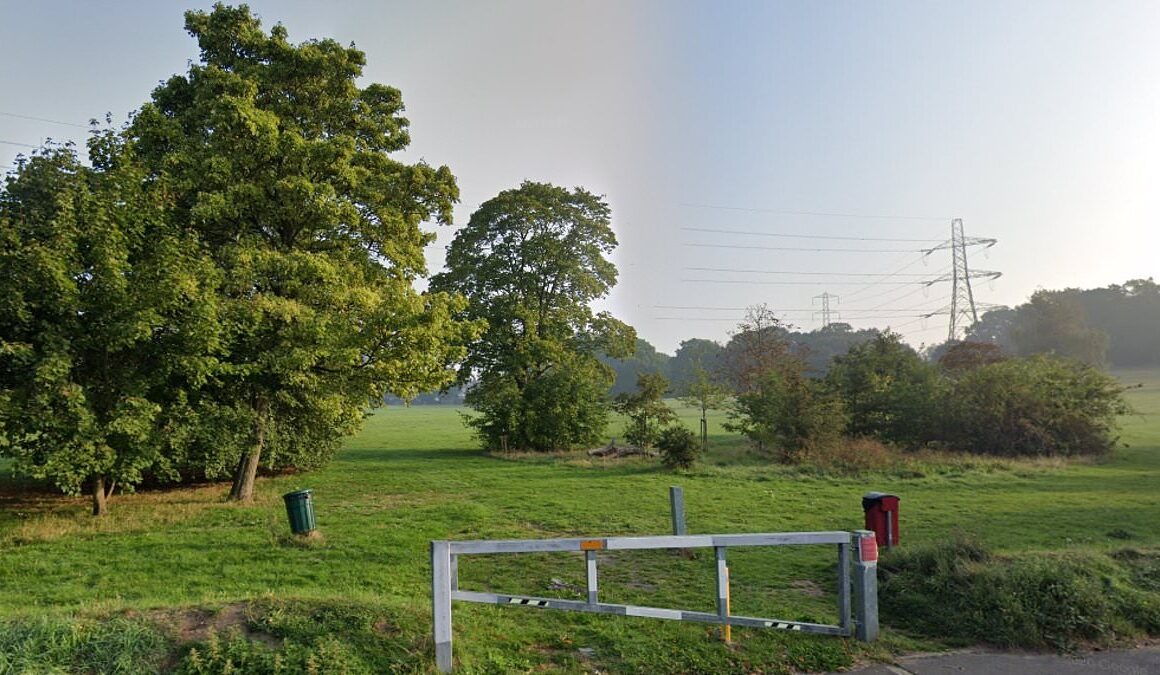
[283, 489, 316, 535]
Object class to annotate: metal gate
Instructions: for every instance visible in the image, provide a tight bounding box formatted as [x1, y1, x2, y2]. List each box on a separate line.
[431, 529, 879, 672]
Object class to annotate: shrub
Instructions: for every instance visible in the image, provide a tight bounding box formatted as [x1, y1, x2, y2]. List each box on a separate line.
[825, 332, 942, 448]
[613, 372, 677, 448]
[725, 369, 845, 463]
[942, 355, 1130, 456]
[657, 425, 700, 469]
[880, 538, 1160, 649]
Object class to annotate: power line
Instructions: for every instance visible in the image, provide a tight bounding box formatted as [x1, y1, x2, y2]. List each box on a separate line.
[683, 242, 926, 253]
[0, 111, 88, 129]
[684, 266, 937, 277]
[680, 202, 948, 221]
[840, 254, 938, 301]
[863, 284, 943, 311]
[681, 279, 940, 286]
[682, 226, 943, 243]
[0, 139, 39, 148]
[654, 313, 949, 323]
[655, 304, 956, 313]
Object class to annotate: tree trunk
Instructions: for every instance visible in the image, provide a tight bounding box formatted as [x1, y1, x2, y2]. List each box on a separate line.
[229, 400, 267, 502]
[91, 476, 108, 516]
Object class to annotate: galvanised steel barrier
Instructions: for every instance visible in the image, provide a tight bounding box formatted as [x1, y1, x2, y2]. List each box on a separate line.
[431, 529, 879, 672]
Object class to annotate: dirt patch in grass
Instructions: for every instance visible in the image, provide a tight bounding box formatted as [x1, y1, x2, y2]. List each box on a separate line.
[140, 602, 281, 649]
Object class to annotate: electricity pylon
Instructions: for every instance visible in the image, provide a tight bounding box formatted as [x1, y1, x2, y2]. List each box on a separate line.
[812, 292, 839, 329]
[923, 219, 1000, 342]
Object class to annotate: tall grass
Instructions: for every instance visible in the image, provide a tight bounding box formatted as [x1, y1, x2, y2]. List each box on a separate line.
[0, 616, 167, 674]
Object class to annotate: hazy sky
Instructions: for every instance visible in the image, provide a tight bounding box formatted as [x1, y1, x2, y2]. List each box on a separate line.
[2, 1, 1157, 353]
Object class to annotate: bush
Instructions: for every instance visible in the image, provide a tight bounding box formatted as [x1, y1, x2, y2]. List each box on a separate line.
[825, 332, 941, 448]
[613, 372, 677, 448]
[880, 538, 1160, 649]
[725, 369, 845, 463]
[465, 357, 613, 451]
[657, 425, 700, 469]
[942, 355, 1130, 456]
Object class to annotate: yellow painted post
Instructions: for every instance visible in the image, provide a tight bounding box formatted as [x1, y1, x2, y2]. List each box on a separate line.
[724, 567, 732, 644]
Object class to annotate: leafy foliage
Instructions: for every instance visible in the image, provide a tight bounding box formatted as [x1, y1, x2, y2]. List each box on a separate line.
[880, 537, 1160, 649]
[937, 340, 1007, 374]
[1011, 290, 1109, 366]
[825, 332, 941, 448]
[613, 372, 677, 448]
[668, 338, 723, 395]
[0, 143, 221, 514]
[962, 279, 1160, 368]
[678, 364, 729, 452]
[432, 181, 634, 451]
[942, 356, 1130, 456]
[657, 425, 701, 469]
[125, 5, 475, 499]
[603, 337, 671, 396]
[722, 309, 844, 461]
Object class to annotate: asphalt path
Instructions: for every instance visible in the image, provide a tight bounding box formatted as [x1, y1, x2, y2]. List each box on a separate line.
[835, 647, 1160, 674]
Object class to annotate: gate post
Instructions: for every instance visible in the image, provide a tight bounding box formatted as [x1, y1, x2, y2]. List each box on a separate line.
[670, 486, 687, 535]
[432, 540, 454, 672]
[852, 530, 879, 641]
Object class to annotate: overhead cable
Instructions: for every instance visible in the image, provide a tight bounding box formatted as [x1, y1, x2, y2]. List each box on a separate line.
[680, 202, 948, 221]
[682, 226, 943, 243]
[0, 111, 88, 129]
[683, 242, 926, 253]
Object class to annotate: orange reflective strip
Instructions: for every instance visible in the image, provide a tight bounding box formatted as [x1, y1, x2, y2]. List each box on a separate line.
[580, 539, 605, 551]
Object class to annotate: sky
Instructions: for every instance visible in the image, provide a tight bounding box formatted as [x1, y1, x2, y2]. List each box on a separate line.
[2, 1, 1157, 354]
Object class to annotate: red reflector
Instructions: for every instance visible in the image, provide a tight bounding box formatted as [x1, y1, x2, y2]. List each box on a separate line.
[860, 536, 879, 563]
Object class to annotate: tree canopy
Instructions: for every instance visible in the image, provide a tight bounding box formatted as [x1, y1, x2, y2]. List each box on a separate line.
[1, 4, 477, 511]
[0, 141, 221, 514]
[432, 181, 634, 451]
[124, 4, 475, 501]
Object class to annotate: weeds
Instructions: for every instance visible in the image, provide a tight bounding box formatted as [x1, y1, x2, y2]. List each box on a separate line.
[879, 537, 1160, 649]
[0, 616, 167, 674]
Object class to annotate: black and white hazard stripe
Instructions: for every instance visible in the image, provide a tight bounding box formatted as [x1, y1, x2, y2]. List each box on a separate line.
[508, 598, 549, 607]
[764, 621, 803, 631]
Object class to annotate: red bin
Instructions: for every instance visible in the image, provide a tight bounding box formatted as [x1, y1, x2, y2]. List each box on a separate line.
[862, 492, 900, 548]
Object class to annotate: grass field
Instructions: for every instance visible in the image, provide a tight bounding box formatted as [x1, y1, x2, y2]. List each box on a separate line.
[1, 369, 1158, 673]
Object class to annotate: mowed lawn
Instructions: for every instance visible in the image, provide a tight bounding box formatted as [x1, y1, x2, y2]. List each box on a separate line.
[0, 369, 1158, 672]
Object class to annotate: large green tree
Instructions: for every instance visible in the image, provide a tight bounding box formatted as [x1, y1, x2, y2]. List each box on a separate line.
[0, 141, 221, 515]
[432, 181, 634, 451]
[1011, 290, 1108, 366]
[128, 5, 474, 500]
[721, 307, 843, 461]
[825, 332, 940, 448]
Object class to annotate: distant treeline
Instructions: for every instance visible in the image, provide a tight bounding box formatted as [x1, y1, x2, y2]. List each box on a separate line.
[403, 278, 1157, 404]
[958, 278, 1159, 368]
[601, 277, 1158, 396]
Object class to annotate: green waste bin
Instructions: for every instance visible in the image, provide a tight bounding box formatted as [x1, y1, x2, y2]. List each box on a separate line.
[283, 489, 316, 535]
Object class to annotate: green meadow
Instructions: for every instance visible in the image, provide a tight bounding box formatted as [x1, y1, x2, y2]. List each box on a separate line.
[1, 369, 1158, 673]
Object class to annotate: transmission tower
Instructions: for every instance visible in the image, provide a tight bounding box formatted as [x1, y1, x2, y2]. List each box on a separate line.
[922, 219, 1000, 342]
[812, 292, 839, 328]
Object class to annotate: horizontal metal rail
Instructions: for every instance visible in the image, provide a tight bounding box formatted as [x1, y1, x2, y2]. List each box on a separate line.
[447, 531, 852, 555]
[432, 530, 878, 672]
